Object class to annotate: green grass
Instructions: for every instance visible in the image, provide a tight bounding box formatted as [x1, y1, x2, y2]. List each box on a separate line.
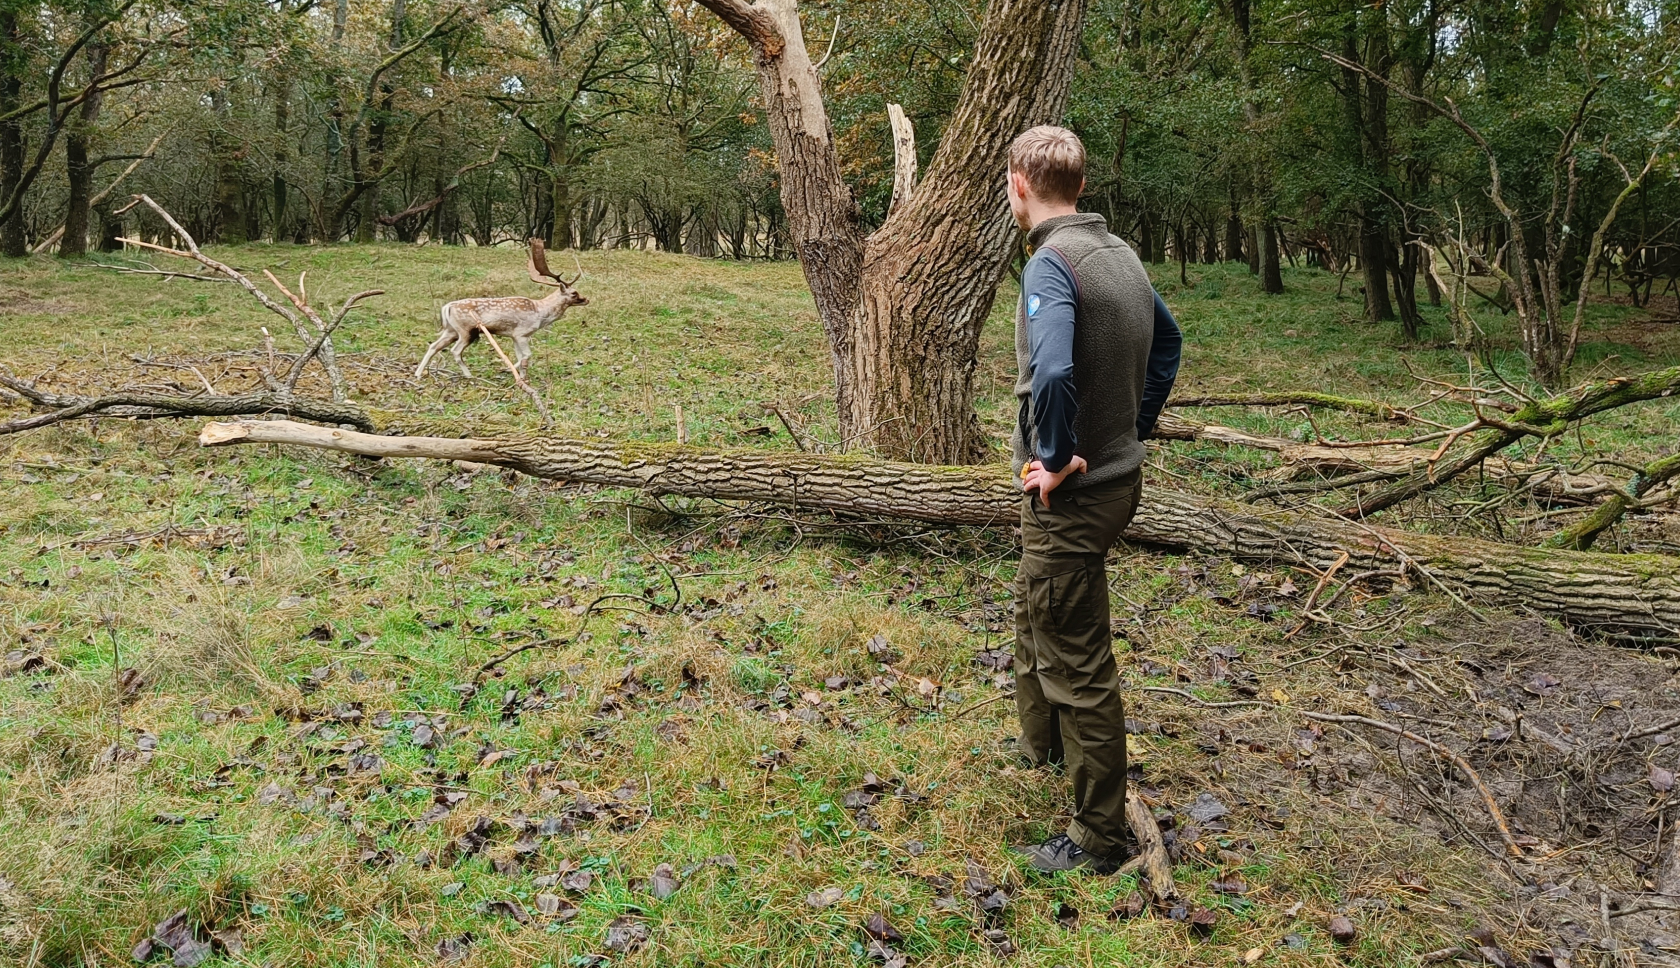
[2, 246, 1676, 966]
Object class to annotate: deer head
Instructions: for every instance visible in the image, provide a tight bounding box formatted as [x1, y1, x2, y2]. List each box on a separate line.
[527, 238, 588, 306]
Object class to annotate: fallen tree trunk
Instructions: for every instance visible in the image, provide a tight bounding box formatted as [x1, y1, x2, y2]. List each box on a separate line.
[200, 419, 1680, 637]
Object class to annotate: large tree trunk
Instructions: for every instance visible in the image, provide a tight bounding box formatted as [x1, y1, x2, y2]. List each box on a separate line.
[198, 419, 1680, 637]
[0, 9, 25, 258]
[1260, 221, 1283, 293]
[697, 0, 1086, 464]
[273, 74, 292, 242]
[60, 44, 108, 259]
[211, 86, 249, 244]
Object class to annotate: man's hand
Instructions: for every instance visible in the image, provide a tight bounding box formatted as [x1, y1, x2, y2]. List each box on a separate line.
[1021, 455, 1087, 507]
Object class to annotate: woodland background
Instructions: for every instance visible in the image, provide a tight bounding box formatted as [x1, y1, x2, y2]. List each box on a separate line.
[8, 1, 1680, 966]
[6, 0, 1680, 348]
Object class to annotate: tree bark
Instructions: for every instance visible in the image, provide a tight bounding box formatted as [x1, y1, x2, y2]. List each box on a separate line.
[59, 43, 107, 258]
[1260, 221, 1283, 293]
[273, 72, 292, 242]
[1224, 205, 1244, 263]
[199, 419, 1680, 637]
[0, 9, 25, 258]
[696, 0, 1087, 464]
[211, 85, 248, 244]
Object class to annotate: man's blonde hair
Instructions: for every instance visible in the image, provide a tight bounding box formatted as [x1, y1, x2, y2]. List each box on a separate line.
[1008, 125, 1085, 205]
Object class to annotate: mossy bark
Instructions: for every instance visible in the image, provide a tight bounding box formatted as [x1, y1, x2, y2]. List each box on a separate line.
[200, 419, 1680, 637]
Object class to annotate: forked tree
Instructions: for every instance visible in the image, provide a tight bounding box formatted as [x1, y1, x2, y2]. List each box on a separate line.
[693, 0, 1087, 464]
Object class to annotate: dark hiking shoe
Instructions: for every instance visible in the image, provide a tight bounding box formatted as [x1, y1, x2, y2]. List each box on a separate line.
[1012, 833, 1121, 874]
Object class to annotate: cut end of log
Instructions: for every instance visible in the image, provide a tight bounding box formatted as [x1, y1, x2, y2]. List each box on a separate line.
[200, 421, 256, 446]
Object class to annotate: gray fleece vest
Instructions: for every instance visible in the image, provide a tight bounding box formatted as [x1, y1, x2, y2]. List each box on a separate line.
[1010, 212, 1156, 490]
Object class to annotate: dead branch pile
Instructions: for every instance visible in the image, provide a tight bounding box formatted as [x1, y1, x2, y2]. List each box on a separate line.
[1161, 363, 1680, 551]
[0, 194, 377, 436]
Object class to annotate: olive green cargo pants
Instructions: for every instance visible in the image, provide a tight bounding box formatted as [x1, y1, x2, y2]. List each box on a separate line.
[1013, 469, 1142, 859]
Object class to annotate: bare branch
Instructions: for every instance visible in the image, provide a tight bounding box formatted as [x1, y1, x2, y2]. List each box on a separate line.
[813, 14, 841, 69]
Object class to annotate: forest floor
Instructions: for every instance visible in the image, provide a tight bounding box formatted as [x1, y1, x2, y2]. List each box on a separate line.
[4, 246, 1680, 967]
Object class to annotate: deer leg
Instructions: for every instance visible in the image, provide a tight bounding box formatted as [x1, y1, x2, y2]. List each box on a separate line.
[451, 336, 473, 379]
[512, 335, 533, 379]
[415, 332, 456, 379]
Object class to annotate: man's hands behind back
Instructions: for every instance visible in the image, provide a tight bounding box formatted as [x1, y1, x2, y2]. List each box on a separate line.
[1021, 455, 1087, 507]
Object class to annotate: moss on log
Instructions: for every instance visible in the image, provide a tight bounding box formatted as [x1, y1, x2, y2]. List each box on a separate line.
[200, 419, 1680, 637]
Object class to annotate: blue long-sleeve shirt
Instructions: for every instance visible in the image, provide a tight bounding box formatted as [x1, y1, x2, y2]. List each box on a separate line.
[1021, 252, 1183, 472]
[1138, 291, 1183, 441]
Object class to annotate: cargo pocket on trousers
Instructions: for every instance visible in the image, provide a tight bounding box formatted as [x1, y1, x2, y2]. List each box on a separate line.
[1046, 565, 1102, 636]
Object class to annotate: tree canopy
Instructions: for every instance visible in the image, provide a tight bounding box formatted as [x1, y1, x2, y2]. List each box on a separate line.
[4, 0, 1678, 372]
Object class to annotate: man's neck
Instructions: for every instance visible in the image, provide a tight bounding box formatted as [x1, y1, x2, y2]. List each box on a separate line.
[1027, 204, 1080, 230]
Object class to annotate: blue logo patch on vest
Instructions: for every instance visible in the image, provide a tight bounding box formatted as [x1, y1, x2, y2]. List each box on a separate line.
[1027, 294, 1041, 317]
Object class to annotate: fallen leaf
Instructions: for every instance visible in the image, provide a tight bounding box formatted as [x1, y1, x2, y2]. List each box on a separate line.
[863, 912, 904, 944]
[534, 894, 578, 920]
[208, 928, 243, 957]
[1055, 902, 1080, 929]
[1109, 891, 1146, 920]
[650, 863, 682, 899]
[807, 886, 844, 909]
[1651, 764, 1675, 793]
[1210, 876, 1247, 895]
[865, 940, 907, 967]
[1189, 905, 1218, 937]
[483, 899, 530, 924]
[147, 910, 211, 968]
[605, 917, 649, 953]
[1186, 793, 1229, 823]
[435, 933, 473, 962]
[561, 870, 594, 894]
[981, 928, 1016, 955]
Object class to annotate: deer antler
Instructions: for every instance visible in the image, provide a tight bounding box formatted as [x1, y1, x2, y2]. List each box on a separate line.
[527, 238, 563, 288]
[527, 238, 584, 288]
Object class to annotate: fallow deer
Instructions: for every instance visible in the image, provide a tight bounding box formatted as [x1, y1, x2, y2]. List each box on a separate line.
[415, 239, 588, 380]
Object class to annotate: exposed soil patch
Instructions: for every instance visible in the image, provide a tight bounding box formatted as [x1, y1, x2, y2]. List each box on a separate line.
[1126, 601, 1680, 965]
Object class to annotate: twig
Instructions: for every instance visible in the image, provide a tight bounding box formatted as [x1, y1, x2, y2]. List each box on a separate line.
[1141, 686, 1269, 709]
[1303, 550, 1350, 613]
[475, 324, 551, 428]
[813, 14, 842, 69]
[944, 691, 1015, 721]
[763, 403, 807, 452]
[1617, 715, 1680, 745]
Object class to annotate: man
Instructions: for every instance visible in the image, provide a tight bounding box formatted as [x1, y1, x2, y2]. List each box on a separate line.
[1006, 125, 1182, 873]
